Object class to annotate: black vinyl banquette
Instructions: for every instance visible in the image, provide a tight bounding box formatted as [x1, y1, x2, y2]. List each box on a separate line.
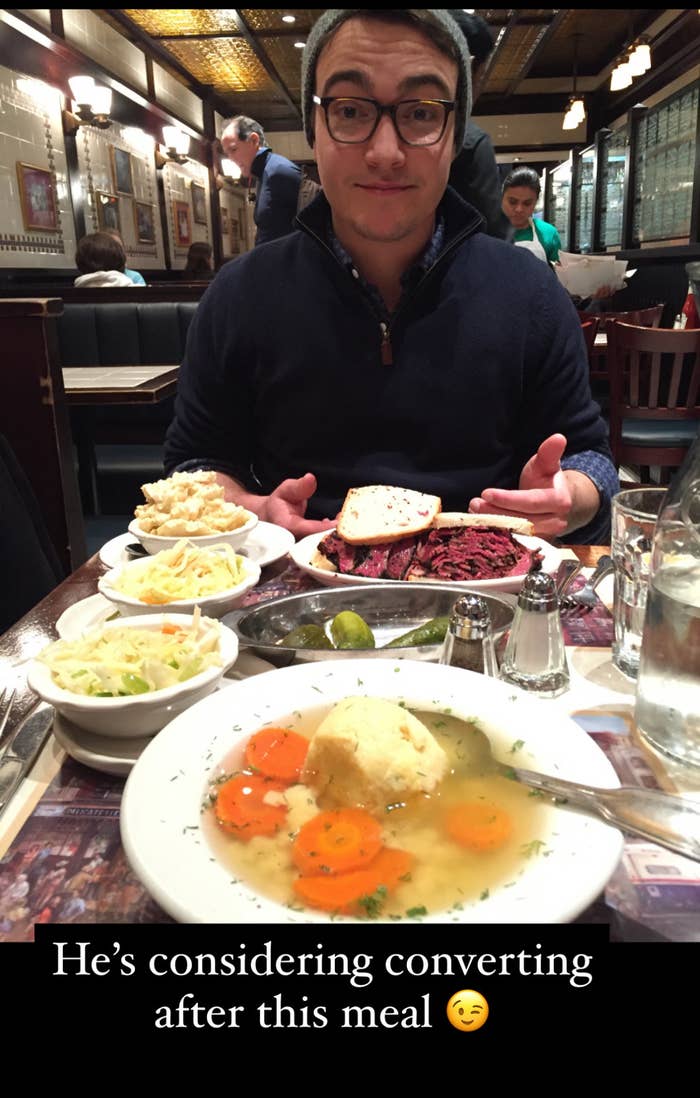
[54, 285, 207, 513]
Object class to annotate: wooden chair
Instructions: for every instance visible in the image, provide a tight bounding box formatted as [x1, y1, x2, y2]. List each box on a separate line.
[580, 318, 598, 365]
[588, 304, 665, 393]
[606, 319, 700, 483]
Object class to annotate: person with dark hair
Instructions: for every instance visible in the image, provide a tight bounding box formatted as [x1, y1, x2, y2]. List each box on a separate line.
[502, 166, 561, 263]
[182, 241, 214, 280]
[74, 231, 134, 287]
[103, 228, 146, 285]
[221, 115, 302, 245]
[447, 10, 509, 239]
[166, 10, 618, 545]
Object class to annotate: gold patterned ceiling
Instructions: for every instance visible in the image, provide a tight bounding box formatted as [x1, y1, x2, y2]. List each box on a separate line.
[103, 9, 669, 130]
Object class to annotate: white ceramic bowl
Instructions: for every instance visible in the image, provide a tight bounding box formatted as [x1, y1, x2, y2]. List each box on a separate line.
[97, 553, 261, 619]
[128, 511, 259, 555]
[27, 613, 239, 739]
[121, 660, 624, 924]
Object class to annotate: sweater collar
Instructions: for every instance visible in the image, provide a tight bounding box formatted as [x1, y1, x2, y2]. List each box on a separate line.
[296, 184, 483, 265]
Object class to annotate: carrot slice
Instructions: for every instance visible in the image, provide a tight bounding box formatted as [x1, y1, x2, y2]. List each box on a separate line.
[292, 808, 383, 875]
[293, 848, 414, 915]
[214, 772, 287, 841]
[244, 727, 309, 782]
[445, 802, 513, 852]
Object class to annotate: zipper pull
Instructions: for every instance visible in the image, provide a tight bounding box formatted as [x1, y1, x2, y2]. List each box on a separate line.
[379, 322, 393, 366]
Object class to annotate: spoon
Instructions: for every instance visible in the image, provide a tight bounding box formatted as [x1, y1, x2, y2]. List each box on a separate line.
[124, 542, 149, 559]
[460, 723, 700, 863]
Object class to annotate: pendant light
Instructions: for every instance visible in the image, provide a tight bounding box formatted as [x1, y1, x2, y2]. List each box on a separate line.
[562, 33, 586, 131]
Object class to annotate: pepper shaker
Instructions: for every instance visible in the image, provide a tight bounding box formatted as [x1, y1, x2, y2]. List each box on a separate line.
[440, 594, 498, 677]
[499, 572, 569, 697]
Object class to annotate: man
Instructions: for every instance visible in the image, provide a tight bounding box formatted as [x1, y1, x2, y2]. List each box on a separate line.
[447, 10, 510, 239]
[166, 9, 617, 543]
[221, 116, 302, 245]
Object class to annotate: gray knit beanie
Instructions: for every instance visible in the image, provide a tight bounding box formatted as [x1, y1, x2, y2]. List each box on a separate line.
[301, 9, 472, 151]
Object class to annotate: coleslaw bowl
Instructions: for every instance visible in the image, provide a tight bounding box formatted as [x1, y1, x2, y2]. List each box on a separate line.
[128, 511, 259, 555]
[26, 613, 239, 738]
[98, 552, 261, 619]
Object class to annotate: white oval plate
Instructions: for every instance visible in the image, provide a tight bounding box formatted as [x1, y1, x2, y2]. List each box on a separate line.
[121, 660, 623, 925]
[290, 530, 564, 593]
[99, 522, 295, 571]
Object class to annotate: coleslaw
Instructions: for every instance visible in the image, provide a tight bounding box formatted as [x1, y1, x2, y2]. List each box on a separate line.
[38, 612, 222, 697]
[112, 539, 249, 603]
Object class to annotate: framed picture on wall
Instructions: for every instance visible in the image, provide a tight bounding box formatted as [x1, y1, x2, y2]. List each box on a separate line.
[95, 190, 121, 233]
[134, 201, 156, 244]
[221, 207, 230, 234]
[173, 200, 192, 247]
[230, 217, 240, 256]
[110, 146, 134, 195]
[16, 162, 59, 232]
[191, 182, 207, 225]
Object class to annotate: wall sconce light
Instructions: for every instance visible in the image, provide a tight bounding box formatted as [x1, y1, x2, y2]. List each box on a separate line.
[562, 34, 586, 132]
[215, 157, 242, 189]
[610, 56, 633, 92]
[155, 126, 191, 167]
[628, 37, 651, 77]
[63, 76, 113, 132]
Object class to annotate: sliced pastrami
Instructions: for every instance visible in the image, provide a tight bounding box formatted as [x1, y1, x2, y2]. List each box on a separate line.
[385, 536, 419, 579]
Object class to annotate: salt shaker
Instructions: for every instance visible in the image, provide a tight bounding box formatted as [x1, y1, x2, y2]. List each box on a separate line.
[440, 594, 498, 676]
[499, 571, 569, 697]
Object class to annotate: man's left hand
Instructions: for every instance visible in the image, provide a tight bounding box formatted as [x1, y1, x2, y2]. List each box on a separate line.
[469, 433, 574, 538]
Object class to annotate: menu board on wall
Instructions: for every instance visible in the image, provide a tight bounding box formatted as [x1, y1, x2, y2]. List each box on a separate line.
[599, 127, 628, 250]
[632, 84, 699, 244]
[574, 147, 595, 253]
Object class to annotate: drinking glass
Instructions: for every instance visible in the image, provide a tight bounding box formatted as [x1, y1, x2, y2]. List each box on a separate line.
[611, 488, 667, 679]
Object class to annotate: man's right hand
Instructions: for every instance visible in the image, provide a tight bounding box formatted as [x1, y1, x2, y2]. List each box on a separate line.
[214, 470, 336, 538]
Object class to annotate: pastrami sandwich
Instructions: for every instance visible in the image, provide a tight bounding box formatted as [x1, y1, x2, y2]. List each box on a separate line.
[312, 486, 541, 582]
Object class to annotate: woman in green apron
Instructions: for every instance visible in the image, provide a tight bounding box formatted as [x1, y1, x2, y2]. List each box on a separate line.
[501, 166, 561, 264]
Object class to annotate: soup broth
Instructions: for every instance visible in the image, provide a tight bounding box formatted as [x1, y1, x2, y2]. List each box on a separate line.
[203, 705, 551, 920]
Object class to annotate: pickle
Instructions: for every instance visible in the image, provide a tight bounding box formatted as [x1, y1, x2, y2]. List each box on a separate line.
[279, 624, 332, 649]
[330, 610, 376, 650]
[383, 616, 450, 649]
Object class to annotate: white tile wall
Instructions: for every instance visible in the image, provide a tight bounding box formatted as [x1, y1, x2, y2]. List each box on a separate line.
[63, 10, 148, 95]
[74, 122, 166, 269]
[0, 65, 77, 268]
[153, 64, 203, 132]
[162, 159, 211, 268]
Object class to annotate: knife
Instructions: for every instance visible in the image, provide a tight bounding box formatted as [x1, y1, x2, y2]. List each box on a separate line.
[0, 703, 55, 814]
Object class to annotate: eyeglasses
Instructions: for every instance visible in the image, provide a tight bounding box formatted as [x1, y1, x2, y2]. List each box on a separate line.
[312, 95, 455, 146]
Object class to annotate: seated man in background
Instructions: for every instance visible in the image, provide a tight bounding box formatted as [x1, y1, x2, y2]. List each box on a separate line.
[74, 232, 135, 288]
[221, 115, 302, 246]
[104, 228, 146, 285]
[166, 9, 617, 544]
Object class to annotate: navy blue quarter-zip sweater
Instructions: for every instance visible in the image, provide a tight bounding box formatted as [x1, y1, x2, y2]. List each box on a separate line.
[165, 189, 614, 538]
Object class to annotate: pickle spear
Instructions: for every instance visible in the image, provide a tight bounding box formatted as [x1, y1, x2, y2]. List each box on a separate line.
[279, 624, 332, 649]
[383, 616, 450, 648]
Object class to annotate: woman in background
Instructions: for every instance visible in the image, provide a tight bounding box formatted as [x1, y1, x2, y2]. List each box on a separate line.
[501, 166, 561, 264]
[182, 241, 214, 280]
[74, 232, 134, 287]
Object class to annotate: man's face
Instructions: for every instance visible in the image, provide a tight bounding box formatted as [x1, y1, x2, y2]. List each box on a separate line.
[502, 186, 538, 230]
[313, 17, 458, 251]
[221, 127, 259, 176]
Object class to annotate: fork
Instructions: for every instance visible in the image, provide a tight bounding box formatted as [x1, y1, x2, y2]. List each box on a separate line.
[559, 555, 614, 612]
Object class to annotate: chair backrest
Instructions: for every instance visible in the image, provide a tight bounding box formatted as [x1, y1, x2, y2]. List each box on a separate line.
[580, 318, 598, 363]
[606, 319, 700, 470]
[598, 304, 664, 332]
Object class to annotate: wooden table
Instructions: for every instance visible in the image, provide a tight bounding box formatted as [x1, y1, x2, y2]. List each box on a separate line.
[63, 365, 179, 406]
[63, 365, 179, 514]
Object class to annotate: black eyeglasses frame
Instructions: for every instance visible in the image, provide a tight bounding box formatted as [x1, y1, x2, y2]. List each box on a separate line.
[312, 95, 456, 147]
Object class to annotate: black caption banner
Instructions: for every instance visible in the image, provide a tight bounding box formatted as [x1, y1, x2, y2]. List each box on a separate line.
[4, 922, 686, 1055]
